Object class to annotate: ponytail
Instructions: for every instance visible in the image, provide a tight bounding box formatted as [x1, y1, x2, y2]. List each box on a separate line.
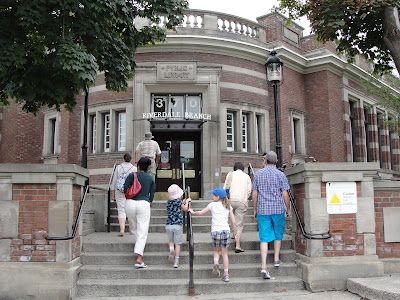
[221, 196, 230, 210]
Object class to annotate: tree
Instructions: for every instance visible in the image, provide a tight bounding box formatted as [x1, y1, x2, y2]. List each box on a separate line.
[0, 0, 188, 114]
[275, 0, 400, 75]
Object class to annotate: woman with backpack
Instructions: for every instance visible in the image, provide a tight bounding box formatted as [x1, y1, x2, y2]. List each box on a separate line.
[112, 153, 136, 237]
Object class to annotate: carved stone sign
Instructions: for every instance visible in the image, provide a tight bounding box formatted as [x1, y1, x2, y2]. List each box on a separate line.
[157, 62, 196, 82]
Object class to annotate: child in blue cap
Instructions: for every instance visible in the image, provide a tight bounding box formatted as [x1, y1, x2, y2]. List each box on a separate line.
[189, 188, 237, 282]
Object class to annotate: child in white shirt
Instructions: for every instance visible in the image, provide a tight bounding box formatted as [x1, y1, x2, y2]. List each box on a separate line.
[189, 188, 237, 282]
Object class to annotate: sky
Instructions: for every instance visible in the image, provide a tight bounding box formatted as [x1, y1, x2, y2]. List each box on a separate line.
[187, 0, 312, 35]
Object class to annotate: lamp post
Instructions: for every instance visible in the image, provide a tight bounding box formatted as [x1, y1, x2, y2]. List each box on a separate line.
[81, 86, 89, 169]
[266, 50, 283, 169]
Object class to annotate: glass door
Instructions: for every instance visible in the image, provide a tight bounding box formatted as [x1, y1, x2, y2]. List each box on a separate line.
[153, 132, 201, 199]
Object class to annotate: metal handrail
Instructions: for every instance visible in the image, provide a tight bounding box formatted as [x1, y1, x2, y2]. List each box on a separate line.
[185, 186, 195, 296]
[107, 163, 118, 233]
[46, 185, 107, 240]
[249, 161, 331, 240]
[179, 162, 194, 294]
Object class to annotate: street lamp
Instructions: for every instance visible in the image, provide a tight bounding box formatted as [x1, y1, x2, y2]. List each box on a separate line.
[266, 50, 284, 169]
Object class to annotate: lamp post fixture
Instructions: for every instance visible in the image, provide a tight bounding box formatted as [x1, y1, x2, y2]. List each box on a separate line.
[266, 50, 284, 169]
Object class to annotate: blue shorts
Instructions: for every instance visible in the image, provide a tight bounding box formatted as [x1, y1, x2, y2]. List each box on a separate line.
[166, 224, 183, 245]
[257, 213, 285, 243]
[211, 230, 230, 248]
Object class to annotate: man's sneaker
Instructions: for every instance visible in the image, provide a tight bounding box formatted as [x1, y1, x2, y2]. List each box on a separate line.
[274, 260, 282, 267]
[168, 251, 174, 263]
[261, 269, 271, 279]
[212, 264, 220, 277]
[222, 275, 230, 282]
[173, 261, 179, 268]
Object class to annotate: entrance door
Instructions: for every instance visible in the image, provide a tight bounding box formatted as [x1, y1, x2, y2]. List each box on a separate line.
[153, 132, 201, 199]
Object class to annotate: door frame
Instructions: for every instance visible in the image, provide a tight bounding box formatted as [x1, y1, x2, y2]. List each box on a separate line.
[153, 130, 202, 199]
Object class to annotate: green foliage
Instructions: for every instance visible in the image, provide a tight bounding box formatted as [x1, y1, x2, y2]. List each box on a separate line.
[275, 0, 400, 75]
[0, 0, 188, 114]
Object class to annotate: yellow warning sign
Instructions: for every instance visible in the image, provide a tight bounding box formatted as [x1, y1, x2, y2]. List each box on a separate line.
[330, 194, 341, 204]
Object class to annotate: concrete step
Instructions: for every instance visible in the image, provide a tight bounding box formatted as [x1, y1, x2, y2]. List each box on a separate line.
[109, 199, 254, 210]
[80, 249, 296, 266]
[77, 276, 303, 297]
[109, 214, 257, 225]
[108, 222, 260, 233]
[82, 233, 293, 252]
[79, 262, 298, 280]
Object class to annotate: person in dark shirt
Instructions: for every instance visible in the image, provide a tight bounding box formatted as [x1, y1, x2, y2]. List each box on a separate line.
[124, 157, 155, 268]
[165, 184, 191, 268]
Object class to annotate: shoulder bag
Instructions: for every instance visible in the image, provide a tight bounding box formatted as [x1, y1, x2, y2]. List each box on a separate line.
[125, 172, 142, 199]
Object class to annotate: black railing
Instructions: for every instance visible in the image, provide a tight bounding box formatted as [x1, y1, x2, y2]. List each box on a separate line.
[107, 163, 118, 233]
[185, 186, 195, 295]
[248, 161, 330, 240]
[46, 185, 107, 240]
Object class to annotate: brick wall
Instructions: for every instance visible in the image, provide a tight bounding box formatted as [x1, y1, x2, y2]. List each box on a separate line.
[11, 183, 57, 262]
[293, 183, 307, 255]
[374, 190, 400, 258]
[0, 103, 44, 164]
[321, 182, 364, 256]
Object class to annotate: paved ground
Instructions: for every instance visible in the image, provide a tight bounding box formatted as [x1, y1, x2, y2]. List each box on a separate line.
[78, 290, 362, 300]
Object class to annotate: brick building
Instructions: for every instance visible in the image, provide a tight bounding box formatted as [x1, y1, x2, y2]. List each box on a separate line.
[1, 12, 399, 198]
[1, 10, 400, 298]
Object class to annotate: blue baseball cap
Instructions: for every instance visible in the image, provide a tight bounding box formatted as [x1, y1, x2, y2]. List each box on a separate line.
[209, 188, 226, 199]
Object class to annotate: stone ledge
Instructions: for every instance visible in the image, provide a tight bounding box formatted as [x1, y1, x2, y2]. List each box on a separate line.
[296, 253, 384, 292]
[0, 258, 81, 300]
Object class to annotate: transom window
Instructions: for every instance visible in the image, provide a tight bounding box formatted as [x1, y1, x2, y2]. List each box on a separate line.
[151, 94, 202, 119]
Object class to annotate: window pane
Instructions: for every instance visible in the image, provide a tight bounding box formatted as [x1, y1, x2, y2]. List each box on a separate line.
[170, 96, 184, 119]
[118, 112, 126, 151]
[227, 112, 234, 151]
[91, 115, 97, 153]
[104, 113, 110, 152]
[242, 114, 247, 152]
[153, 96, 167, 114]
[180, 141, 195, 169]
[186, 96, 201, 115]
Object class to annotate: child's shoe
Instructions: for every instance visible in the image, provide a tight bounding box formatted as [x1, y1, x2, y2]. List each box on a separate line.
[261, 269, 271, 279]
[173, 261, 179, 268]
[222, 275, 230, 282]
[212, 264, 220, 277]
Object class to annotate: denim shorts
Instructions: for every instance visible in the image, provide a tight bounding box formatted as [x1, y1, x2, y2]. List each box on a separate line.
[166, 224, 183, 245]
[257, 212, 285, 243]
[211, 230, 230, 248]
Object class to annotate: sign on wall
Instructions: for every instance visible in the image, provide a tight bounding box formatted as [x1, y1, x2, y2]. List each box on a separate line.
[157, 62, 196, 82]
[326, 182, 357, 214]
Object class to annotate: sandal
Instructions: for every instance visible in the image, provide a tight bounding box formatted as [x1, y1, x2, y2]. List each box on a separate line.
[135, 262, 147, 268]
[118, 233, 124, 237]
[235, 248, 245, 253]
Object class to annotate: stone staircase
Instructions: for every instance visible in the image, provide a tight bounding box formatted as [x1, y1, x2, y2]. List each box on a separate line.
[75, 199, 304, 298]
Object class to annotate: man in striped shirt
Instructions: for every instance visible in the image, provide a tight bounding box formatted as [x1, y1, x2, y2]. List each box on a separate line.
[252, 151, 291, 280]
[134, 132, 161, 179]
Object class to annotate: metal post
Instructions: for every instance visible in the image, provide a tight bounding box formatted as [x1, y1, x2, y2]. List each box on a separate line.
[273, 83, 282, 169]
[81, 86, 89, 169]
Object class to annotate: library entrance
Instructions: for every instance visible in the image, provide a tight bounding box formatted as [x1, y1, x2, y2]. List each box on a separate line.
[153, 132, 201, 200]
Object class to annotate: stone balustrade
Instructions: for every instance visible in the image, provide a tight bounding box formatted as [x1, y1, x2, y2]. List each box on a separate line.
[145, 9, 267, 44]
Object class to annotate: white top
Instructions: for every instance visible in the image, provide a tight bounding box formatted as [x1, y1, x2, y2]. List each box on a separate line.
[207, 201, 232, 233]
[111, 162, 136, 192]
[223, 170, 252, 206]
[136, 140, 161, 159]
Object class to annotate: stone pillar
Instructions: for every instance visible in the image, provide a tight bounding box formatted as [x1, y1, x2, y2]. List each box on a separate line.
[286, 162, 384, 292]
[0, 164, 88, 300]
